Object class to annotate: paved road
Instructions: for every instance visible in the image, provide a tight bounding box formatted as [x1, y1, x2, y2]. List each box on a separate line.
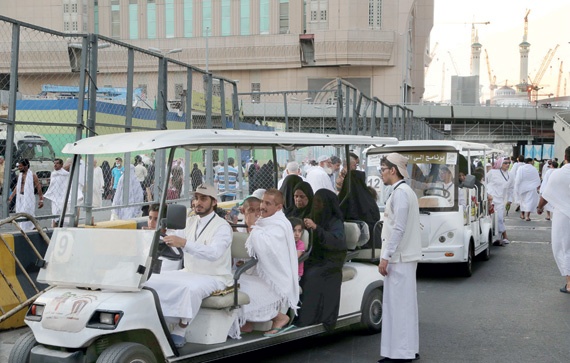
[2, 213, 569, 362]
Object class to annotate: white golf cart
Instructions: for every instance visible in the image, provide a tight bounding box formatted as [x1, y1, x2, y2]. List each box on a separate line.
[10, 129, 397, 363]
[365, 140, 502, 277]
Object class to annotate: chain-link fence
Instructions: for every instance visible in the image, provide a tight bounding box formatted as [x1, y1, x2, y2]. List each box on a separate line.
[0, 15, 443, 227]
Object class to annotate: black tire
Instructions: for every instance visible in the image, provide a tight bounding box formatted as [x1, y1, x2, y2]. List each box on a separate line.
[459, 241, 474, 277]
[96, 342, 157, 363]
[8, 331, 38, 363]
[479, 232, 492, 261]
[360, 288, 383, 334]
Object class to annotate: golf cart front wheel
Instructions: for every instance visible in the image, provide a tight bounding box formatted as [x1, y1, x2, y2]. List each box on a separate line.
[360, 288, 383, 334]
[96, 342, 157, 363]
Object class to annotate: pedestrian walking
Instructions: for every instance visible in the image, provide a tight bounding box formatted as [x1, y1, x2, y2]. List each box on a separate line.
[538, 146, 570, 294]
[377, 153, 421, 363]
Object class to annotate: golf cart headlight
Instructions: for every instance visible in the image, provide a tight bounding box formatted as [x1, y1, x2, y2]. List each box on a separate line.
[447, 232, 454, 239]
[439, 235, 446, 243]
[26, 303, 45, 321]
[87, 310, 123, 330]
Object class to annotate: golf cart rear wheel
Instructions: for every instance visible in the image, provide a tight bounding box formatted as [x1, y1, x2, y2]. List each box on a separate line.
[8, 331, 37, 363]
[96, 342, 157, 363]
[360, 288, 383, 333]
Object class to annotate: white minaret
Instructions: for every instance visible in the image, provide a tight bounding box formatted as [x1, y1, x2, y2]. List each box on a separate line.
[470, 29, 482, 76]
[518, 10, 531, 92]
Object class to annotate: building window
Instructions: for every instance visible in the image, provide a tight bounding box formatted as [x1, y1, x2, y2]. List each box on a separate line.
[147, 0, 156, 39]
[259, 0, 269, 34]
[129, 0, 138, 39]
[64, 21, 70, 32]
[63, 4, 69, 13]
[94, 0, 99, 33]
[251, 83, 260, 103]
[72, 21, 78, 32]
[240, 0, 250, 36]
[183, 0, 193, 37]
[279, 0, 289, 34]
[71, 3, 78, 13]
[221, 0, 231, 36]
[165, 0, 174, 38]
[202, 0, 212, 36]
[308, 0, 327, 30]
[111, 1, 120, 38]
[368, 0, 382, 29]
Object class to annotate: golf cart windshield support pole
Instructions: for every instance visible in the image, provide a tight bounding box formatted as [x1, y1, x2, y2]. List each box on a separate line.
[59, 154, 80, 228]
[338, 144, 352, 207]
[150, 147, 177, 274]
[272, 146, 278, 188]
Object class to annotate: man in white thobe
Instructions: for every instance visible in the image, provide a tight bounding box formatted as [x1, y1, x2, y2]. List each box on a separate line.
[510, 155, 525, 209]
[145, 184, 233, 348]
[514, 158, 541, 221]
[306, 155, 335, 193]
[8, 159, 44, 231]
[486, 157, 514, 245]
[44, 158, 70, 227]
[378, 153, 421, 363]
[538, 146, 570, 294]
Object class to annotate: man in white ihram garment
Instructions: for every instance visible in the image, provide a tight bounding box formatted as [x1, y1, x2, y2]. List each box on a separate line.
[237, 189, 299, 337]
[537, 146, 570, 294]
[145, 183, 233, 348]
[514, 158, 541, 221]
[486, 157, 514, 246]
[378, 153, 421, 363]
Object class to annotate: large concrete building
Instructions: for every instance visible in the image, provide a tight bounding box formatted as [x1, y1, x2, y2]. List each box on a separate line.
[3, 0, 434, 104]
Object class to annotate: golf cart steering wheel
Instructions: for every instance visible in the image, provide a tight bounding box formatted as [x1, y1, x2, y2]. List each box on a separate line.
[423, 187, 451, 199]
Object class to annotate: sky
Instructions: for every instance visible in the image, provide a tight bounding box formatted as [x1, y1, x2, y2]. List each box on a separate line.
[424, 0, 570, 102]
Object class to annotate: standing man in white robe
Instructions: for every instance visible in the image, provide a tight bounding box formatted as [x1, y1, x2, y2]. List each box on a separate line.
[92, 159, 105, 208]
[486, 157, 514, 246]
[378, 153, 421, 363]
[238, 189, 299, 337]
[8, 159, 44, 231]
[514, 158, 541, 221]
[510, 155, 525, 211]
[145, 184, 233, 348]
[44, 158, 69, 227]
[538, 146, 570, 294]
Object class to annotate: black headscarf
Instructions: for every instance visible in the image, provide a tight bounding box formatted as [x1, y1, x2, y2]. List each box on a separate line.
[279, 174, 303, 214]
[337, 169, 380, 246]
[287, 181, 314, 219]
[311, 189, 343, 228]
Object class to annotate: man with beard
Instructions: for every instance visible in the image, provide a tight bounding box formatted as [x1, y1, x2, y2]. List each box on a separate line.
[145, 184, 233, 348]
[306, 155, 335, 193]
[237, 189, 299, 337]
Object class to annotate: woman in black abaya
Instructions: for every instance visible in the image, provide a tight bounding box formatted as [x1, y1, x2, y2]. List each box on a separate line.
[279, 174, 303, 215]
[295, 189, 346, 331]
[285, 181, 313, 219]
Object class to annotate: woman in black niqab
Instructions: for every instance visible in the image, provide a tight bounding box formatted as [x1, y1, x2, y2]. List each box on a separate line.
[286, 181, 313, 219]
[295, 189, 346, 331]
[279, 174, 303, 215]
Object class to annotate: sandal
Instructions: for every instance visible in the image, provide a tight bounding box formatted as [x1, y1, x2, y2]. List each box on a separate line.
[263, 324, 296, 337]
[526, 218, 531, 221]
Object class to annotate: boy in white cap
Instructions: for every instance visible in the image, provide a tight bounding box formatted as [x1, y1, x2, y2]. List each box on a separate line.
[378, 153, 421, 363]
[145, 183, 234, 348]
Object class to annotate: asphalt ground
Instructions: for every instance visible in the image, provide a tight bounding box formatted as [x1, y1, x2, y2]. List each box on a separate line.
[2, 210, 569, 362]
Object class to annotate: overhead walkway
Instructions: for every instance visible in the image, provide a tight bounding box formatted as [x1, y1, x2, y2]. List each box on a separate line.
[406, 104, 561, 144]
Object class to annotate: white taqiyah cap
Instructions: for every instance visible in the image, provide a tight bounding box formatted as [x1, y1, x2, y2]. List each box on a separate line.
[386, 153, 409, 179]
[194, 183, 218, 199]
[317, 155, 330, 163]
[252, 188, 266, 200]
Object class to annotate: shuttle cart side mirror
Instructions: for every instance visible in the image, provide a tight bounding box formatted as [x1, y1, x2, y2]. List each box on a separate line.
[165, 204, 187, 230]
[461, 175, 476, 189]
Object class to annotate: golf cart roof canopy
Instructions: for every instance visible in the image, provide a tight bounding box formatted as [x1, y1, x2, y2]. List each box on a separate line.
[62, 129, 398, 155]
[365, 140, 493, 155]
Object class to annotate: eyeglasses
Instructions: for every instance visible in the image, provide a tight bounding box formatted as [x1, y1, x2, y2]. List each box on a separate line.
[502, 162, 511, 165]
[380, 167, 390, 173]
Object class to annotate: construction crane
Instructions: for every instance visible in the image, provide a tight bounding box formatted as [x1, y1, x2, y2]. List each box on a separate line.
[556, 61, 563, 98]
[523, 10, 530, 42]
[448, 51, 460, 75]
[484, 49, 497, 101]
[527, 44, 560, 101]
[470, 22, 490, 44]
[424, 41, 438, 76]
